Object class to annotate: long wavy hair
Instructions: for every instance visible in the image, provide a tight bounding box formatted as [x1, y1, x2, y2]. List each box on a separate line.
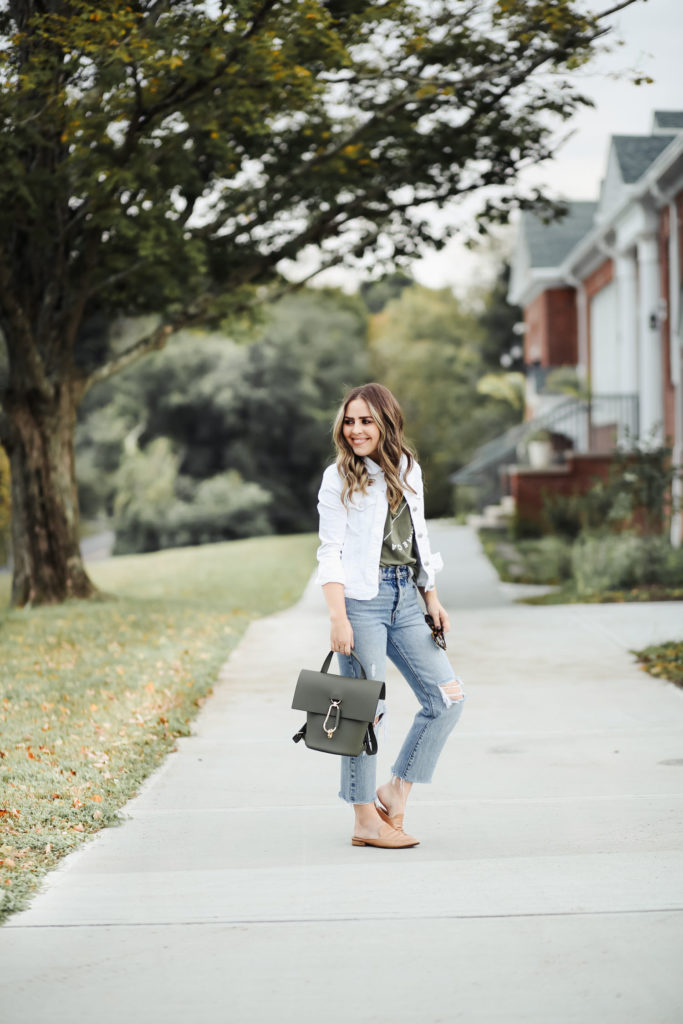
[332, 383, 416, 512]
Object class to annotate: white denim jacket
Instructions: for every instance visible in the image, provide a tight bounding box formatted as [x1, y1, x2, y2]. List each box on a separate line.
[316, 456, 443, 600]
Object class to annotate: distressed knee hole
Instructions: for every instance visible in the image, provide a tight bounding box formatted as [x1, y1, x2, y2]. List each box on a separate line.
[439, 678, 465, 707]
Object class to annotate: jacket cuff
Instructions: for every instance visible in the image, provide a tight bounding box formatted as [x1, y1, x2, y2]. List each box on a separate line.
[316, 563, 346, 587]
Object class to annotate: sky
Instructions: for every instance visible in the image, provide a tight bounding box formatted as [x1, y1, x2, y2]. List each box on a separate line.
[312, 0, 683, 297]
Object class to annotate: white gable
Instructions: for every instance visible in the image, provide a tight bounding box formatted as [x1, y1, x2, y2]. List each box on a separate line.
[596, 143, 629, 223]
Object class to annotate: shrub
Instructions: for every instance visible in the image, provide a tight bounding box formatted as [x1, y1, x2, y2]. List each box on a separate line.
[571, 533, 683, 595]
[517, 535, 573, 584]
[160, 472, 273, 548]
[539, 445, 680, 541]
[113, 438, 273, 554]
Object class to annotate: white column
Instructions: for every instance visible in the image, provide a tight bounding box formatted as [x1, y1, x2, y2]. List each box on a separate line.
[615, 251, 638, 395]
[636, 234, 664, 444]
[576, 282, 588, 383]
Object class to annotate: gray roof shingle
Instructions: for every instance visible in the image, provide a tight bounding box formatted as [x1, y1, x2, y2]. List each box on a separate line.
[653, 110, 683, 131]
[612, 135, 676, 183]
[522, 201, 597, 268]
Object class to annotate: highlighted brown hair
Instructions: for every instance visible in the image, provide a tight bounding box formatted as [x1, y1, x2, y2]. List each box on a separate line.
[332, 383, 416, 512]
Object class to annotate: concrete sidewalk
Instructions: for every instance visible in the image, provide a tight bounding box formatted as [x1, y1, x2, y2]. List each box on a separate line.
[2, 525, 683, 1022]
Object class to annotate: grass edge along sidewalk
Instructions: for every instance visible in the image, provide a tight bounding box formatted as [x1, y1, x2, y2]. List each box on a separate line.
[0, 533, 317, 922]
[477, 528, 683, 689]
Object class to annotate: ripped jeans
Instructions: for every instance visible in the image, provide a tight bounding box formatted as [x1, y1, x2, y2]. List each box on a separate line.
[337, 565, 464, 805]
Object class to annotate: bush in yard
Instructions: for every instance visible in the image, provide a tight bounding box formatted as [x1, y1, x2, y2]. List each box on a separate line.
[160, 472, 273, 550]
[571, 534, 683, 596]
[541, 445, 679, 541]
[541, 488, 609, 539]
[113, 437, 272, 555]
[518, 535, 573, 585]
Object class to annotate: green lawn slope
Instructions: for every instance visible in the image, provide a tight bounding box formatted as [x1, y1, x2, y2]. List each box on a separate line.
[0, 533, 317, 920]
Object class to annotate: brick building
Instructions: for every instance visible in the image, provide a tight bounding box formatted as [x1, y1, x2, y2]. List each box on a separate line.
[458, 111, 683, 543]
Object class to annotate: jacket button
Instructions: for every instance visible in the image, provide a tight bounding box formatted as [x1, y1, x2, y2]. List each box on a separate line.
[418, 532, 424, 538]
[424, 560, 430, 567]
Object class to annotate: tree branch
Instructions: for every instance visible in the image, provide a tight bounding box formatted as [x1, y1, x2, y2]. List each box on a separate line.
[196, 8, 608, 243]
[72, 259, 149, 308]
[267, 228, 382, 301]
[125, 0, 280, 147]
[596, 0, 642, 19]
[82, 320, 179, 393]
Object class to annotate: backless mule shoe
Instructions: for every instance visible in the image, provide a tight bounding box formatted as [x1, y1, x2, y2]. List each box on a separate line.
[375, 799, 405, 833]
[351, 822, 419, 848]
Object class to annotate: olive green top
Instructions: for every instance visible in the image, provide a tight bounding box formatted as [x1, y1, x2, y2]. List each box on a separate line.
[379, 498, 417, 568]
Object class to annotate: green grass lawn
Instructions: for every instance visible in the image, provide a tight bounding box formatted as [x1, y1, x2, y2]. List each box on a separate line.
[0, 534, 316, 921]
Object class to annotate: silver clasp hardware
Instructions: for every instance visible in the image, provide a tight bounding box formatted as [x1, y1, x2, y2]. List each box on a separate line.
[322, 699, 341, 738]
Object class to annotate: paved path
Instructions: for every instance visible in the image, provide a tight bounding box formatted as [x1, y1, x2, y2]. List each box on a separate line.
[2, 526, 683, 1022]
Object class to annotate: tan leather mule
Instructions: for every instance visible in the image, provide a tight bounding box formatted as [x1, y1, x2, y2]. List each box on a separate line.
[375, 799, 405, 832]
[351, 822, 419, 848]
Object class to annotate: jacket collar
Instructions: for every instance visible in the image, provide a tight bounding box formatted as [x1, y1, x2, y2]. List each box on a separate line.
[364, 456, 383, 476]
[364, 454, 410, 477]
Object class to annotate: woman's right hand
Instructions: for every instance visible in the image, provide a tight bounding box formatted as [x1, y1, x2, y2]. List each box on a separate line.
[330, 615, 354, 656]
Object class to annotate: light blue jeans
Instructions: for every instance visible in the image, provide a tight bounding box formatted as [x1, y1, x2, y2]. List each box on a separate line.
[338, 565, 464, 804]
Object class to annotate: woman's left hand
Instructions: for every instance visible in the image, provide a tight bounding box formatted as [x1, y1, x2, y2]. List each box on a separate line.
[424, 594, 450, 634]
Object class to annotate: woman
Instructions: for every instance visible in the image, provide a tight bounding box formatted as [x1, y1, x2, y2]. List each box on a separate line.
[316, 382, 465, 848]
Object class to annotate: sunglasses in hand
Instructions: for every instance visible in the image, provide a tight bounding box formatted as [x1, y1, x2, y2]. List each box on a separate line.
[424, 613, 447, 650]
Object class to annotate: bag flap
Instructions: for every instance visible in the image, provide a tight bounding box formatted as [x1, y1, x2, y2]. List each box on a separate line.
[292, 668, 385, 720]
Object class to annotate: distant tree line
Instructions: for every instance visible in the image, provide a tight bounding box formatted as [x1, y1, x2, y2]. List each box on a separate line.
[71, 273, 521, 554]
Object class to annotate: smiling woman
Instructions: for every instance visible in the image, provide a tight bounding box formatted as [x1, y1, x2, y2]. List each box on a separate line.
[342, 399, 381, 460]
[314, 382, 465, 850]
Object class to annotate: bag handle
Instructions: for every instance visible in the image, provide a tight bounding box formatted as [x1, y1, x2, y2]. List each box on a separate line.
[320, 649, 367, 678]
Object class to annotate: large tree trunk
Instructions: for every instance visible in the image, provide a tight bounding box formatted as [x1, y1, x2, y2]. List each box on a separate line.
[5, 382, 97, 607]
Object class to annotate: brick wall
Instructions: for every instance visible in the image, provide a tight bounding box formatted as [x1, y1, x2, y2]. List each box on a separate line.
[523, 288, 577, 366]
[506, 454, 613, 530]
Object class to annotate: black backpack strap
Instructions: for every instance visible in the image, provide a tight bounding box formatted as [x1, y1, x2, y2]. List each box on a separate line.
[363, 723, 378, 755]
[292, 723, 307, 744]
